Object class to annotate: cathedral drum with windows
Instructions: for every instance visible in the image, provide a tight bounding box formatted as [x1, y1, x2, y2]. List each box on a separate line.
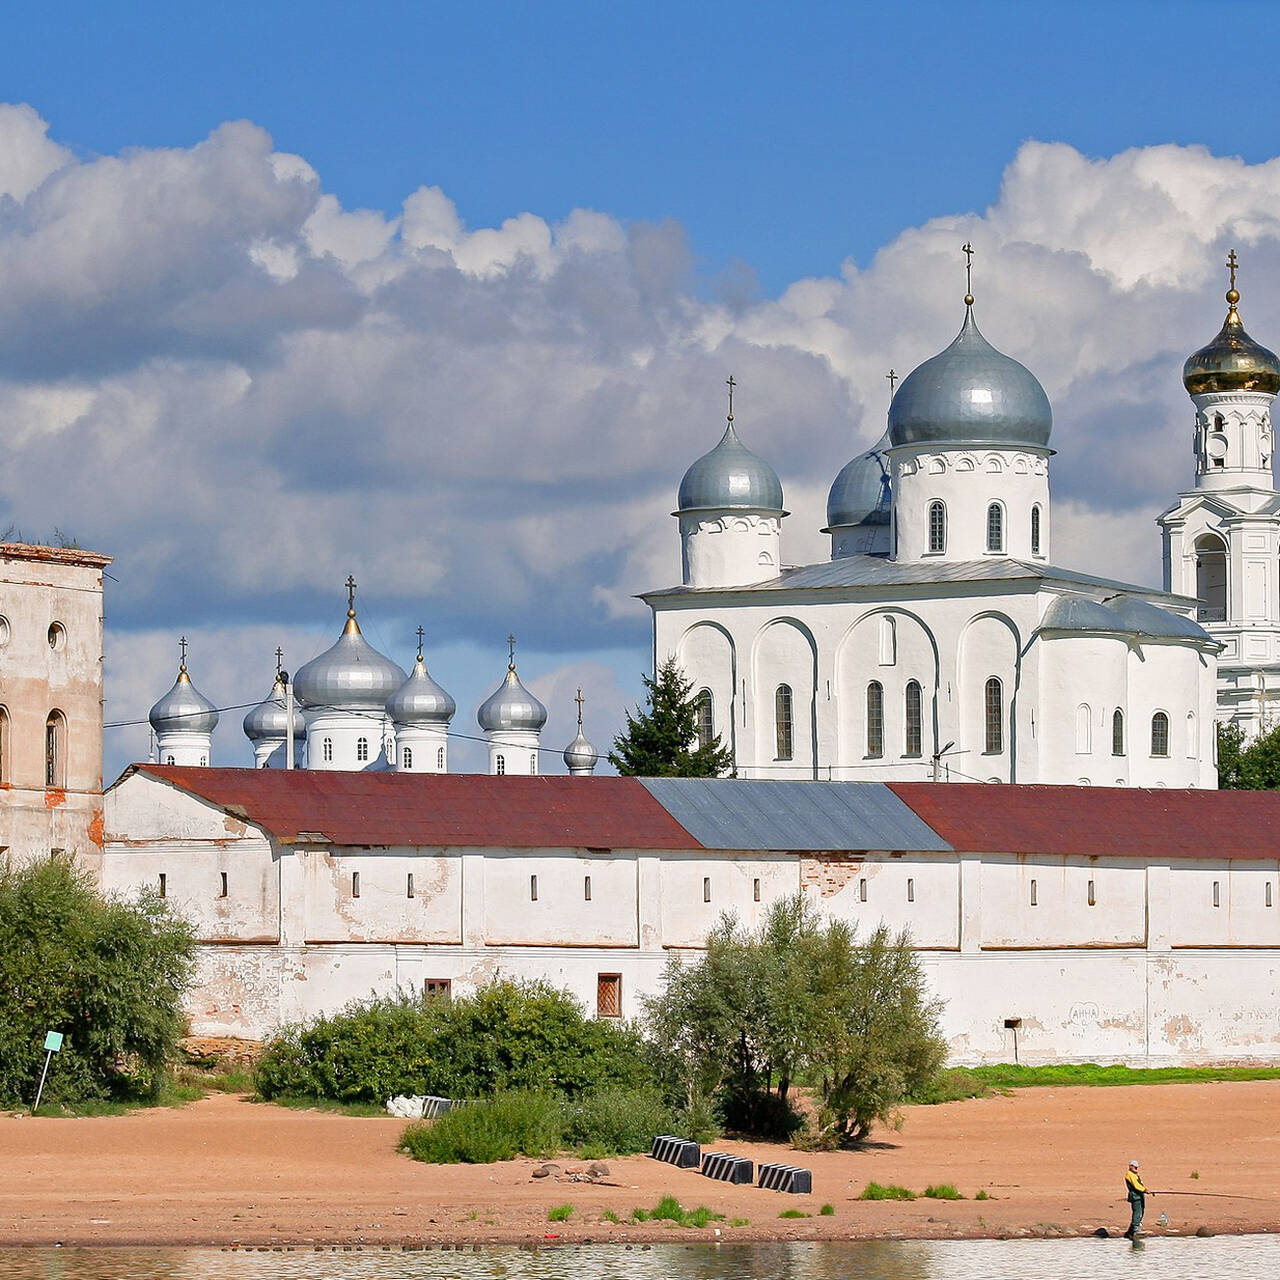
[645, 264, 1220, 787]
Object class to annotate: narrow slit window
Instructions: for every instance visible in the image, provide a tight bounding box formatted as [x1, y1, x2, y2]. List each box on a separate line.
[322, 737, 333, 763]
[1087, 879, 1096, 907]
[584, 874, 592, 901]
[1031, 504, 1042, 556]
[402, 746, 413, 769]
[1212, 880, 1220, 908]
[859, 877, 867, 903]
[907, 877, 915, 903]
[695, 689, 714, 751]
[530, 753, 537, 774]
[407, 873, 415, 899]
[774, 684, 794, 761]
[496, 753, 506, 775]
[984, 677, 1003, 754]
[866, 681, 884, 758]
[753, 877, 761, 903]
[219, 871, 228, 899]
[437, 746, 445, 769]
[158, 873, 167, 899]
[927, 500, 946, 553]
[352, 871, 360, 898]
[1267, 882, 1273, 908]
[530, 874, 538, 901]
[703, 876, 711, 903]
[904, 680, 922, 757]
[1112, 709, 1125, 756]
[986, 502, 1004, 552]
[1030, 878, 1037, 907]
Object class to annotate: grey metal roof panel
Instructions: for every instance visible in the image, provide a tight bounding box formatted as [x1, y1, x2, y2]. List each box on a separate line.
[642, 555, 1190, 603]
[639, 778, 953, 853]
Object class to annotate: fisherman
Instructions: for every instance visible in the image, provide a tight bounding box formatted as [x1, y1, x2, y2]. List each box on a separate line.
[1123, 1159, 1152, 1239]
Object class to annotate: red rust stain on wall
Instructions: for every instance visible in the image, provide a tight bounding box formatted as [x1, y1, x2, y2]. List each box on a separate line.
[87, 810, 105, 847]
[44, 788, 66, 809]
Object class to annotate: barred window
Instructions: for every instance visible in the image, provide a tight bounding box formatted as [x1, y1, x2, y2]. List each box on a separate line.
[402, 746, 413, 769]
[322, 737, 333, 763]
[866, 681, 884, 758]
[356, 737, 369, 763]
[775, 684, 793, 761]
[928, 500, 946, 553]
[496, 753, 506, 775]
[904, 681, 922, 757]
[984, 677, 1003, 754]
[986, 503, 1004, 553]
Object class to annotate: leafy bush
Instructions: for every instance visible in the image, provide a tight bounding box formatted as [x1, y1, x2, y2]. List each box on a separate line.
[563, 1087, 677, 1156]
[256, 978, 652, 1104]
[0, 858, 194, 1107]
[399, 1090, 563, 1163]
[858, 1182, 916, 1201]
[547, 1204, 574, 1222]
[819, 1203, 835, 1216]
[718, 1083, 805, 1140]
[923, 1183, 963, 1200]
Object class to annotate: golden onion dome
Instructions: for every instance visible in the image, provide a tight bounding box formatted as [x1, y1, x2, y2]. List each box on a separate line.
[1183, 255, 1280, 396]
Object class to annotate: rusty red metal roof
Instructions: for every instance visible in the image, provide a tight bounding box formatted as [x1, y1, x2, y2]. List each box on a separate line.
[889, 782, 1280, 860]
[134, 765, 701, 850]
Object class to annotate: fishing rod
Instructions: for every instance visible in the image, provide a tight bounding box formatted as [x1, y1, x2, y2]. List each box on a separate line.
[1149, 1190, 1271, 1202]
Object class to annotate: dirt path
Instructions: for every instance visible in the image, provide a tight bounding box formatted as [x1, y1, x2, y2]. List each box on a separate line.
[3, 1083, 1279, 1247]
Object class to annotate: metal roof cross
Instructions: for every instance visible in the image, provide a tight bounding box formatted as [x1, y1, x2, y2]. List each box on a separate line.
[345, 575, 357, 616]
[726, 374, 736, 423]
[962, 242, 975, 305]
[416, 625, 425, 661]
[887, 368, 897, 398]
[178, 635, 188, 670]
[575, 686, 585, 727]
[508, 633, 517, 671]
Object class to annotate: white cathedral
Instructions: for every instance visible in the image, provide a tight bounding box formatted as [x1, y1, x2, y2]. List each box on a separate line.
[147, 255, 1280, 788]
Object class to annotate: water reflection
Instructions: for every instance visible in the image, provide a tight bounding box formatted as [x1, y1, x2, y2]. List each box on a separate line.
[8, 1237, 1280, 1280]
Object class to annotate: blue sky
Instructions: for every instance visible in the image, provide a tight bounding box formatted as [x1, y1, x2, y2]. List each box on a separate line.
[0, 1, 1277, 777]
[6, 1, 1274, 293]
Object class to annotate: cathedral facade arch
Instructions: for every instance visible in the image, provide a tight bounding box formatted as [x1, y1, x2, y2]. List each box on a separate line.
[835, 607, 941, 776]
[750, 617, 819, 779]
[675, 621, 737, 759]
[957, 611, 1023, 783]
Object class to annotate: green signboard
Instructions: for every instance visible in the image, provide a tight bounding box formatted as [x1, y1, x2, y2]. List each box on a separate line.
[44, 1031, 63, 1053]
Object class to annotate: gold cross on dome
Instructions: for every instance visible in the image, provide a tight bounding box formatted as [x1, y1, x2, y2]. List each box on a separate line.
[726, 374, 736, 422]
[575, 686, 585, 727]
[1228, 248, 1239, 292]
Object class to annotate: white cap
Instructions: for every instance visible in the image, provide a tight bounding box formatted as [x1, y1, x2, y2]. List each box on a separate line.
[1129, 1159, 1140, 1168]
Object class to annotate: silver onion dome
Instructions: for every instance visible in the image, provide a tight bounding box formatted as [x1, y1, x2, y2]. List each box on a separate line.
[293, 592, 407, 712]
[387, 653, 456, 726]
[563, 688, 600, 774]
[826, 429, 892, 529]
[150, 660, 219, 735]
[888, 306, 1052, 450]
[477, 644, 548, 733]
[243, 674, 306, 743]
[677, 420, 784, 513]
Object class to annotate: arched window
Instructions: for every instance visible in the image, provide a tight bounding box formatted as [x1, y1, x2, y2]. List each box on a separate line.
[166, 754, 175, 766]
[1151, 711, 1170, 757]
[494, 753, 505, 775]
[927, 501, 946, 553]
[1031, 505, 1042, 556]
[695, 689, 714, 750]
[866, 681, 884, 759]
[45, 711, 65, 787]
[1075, 703, 1091, 754]
[1194, 533, 1227, 621]
[0, 706, 9, 783]
[437, 747, 445, 769]
[986, 503, 1004, 553]
[1112, 709, 1125, 756]
[774, 684, 794, 761]
[984, 678, 1003, 754]
[402, 746, 413, 769]
[356, 737, 369, 763]
[1186, 711, 1198, 759]
[530, 753, 537, 774]
[322, 737, 333, 763]
[904, 681, 922, 757]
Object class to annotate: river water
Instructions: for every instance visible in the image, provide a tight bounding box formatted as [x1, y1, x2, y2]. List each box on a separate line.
[7, 1238, 1280, 1280]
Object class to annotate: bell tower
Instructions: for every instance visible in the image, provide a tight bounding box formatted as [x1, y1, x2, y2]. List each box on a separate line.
[1159, 250, 1280, 739]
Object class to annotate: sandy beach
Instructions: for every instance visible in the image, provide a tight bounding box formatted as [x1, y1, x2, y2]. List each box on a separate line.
[2, 1082, 1279, 1248]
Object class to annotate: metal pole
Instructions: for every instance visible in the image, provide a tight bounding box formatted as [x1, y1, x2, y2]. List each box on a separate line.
[284, 673, 295, 771]
[33, 1050, 53, 1112]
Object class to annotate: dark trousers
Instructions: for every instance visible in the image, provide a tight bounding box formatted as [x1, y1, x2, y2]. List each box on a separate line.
[1126, 1197, 1144, 1237]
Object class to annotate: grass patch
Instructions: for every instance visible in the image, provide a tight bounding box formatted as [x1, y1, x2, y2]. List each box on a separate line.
[632, 1195, 725, 1228]
[912, 1063, 1280, 1105]
[730, 1218, 750, 1228]
[779, 1208, 810, 1219]
[602, 1209, 622, 1224]
[858, 1182, 916, 1202]
[547, 1204, 574, 1222]
[923, 1183, 963, 1200]
[819, 1203, 835, 1216]
[975, 1190, 990, 1201]
[1191, 1170, 1200, 1180]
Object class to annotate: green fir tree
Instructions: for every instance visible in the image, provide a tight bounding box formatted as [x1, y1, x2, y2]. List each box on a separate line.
[609, 655, 735, 777]
[1217, 721, 1280, 789]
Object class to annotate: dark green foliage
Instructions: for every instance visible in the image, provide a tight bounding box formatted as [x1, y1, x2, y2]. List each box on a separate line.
[858, 1182, 916, 1201]
[398, 1086, 689, 1164]
[254, 978, 652, 1104]
[0, 858, 195, 1107]
[1217, 721, 1280, 789]
[609, 655, 734, 777]
[643, 895, 945, 1147]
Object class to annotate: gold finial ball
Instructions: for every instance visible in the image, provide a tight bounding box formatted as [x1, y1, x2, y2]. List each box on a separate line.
[964, 294, 975, 307]
[1227, 288, 1240, 306]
